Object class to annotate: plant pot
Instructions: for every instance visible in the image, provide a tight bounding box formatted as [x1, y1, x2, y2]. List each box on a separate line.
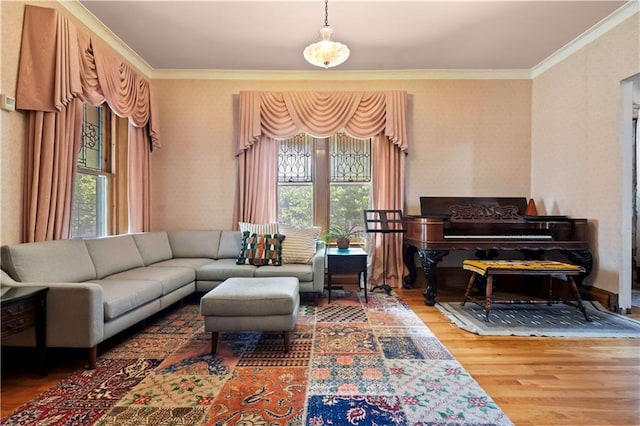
[336, 238, 350, 249]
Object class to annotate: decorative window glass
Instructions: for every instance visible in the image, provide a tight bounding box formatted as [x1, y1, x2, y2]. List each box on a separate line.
[278, 133, 313, 183]
[71, 104, 111, 238]
[77, 105, 103, 171]
[329, 133, 371, 182]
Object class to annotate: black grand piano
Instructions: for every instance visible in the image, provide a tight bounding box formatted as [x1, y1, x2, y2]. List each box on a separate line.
[403, 197, 592, 306]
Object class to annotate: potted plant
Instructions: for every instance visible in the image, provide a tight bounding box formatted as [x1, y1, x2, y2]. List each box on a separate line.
[323, 222, 361, 249]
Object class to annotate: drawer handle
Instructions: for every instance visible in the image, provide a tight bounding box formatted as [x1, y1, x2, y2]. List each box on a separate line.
[5, 306, 25, 315]
[6, 319, 25, 330]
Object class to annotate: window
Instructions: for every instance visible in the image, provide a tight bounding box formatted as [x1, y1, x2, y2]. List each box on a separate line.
[277, 132, 371, 237]
[70, 104, 112, 238]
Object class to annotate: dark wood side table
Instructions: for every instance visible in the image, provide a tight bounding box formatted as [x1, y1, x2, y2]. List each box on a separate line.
[1, 286, 49, 376]
[326, 247, 368, 303]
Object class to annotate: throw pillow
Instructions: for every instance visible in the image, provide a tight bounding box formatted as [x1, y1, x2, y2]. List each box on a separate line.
[278, 224, 321, 264]
[238, 222, 279, 235]
[236, 232, 285, 266]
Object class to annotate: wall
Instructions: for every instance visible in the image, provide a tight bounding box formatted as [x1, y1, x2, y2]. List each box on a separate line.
[0, 2, 530, 265]
[531, 14, 640, 293]
[1, 1, 27, 245]
[150, 79, 531, 231]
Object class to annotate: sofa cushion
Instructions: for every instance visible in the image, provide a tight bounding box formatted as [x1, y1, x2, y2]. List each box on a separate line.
[278, 224, 321, 264]
[253, 263, 314, 282]
[153, 258, 213, 269]
[197, 259, 256, 281]
[1, 239, 96, 282]
[104, 266, 195, 296]
[132, 232, 173, 266]
[85, 235, 145, 279]
[217, 231, 242, 259]
[168, 230, 220, 259]
[89, 279, 163, 321]
[236, 232, 285, 266]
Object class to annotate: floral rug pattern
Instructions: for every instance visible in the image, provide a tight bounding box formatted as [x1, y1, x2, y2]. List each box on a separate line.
[2, 292, 513, 425]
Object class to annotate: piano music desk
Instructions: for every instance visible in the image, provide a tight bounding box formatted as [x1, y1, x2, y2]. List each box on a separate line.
[461, 260, 591, 322]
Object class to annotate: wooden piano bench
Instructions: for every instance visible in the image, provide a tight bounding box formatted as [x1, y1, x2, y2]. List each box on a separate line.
[461, 259, 591, 322]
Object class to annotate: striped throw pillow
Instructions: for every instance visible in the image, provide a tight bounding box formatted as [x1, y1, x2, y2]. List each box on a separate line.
[239, 222, 279, 235]
[279, 224, 321, 264]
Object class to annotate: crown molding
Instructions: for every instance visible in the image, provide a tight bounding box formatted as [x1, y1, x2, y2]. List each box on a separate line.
[57, 0, 154, 78]
[150, 69, 532, 81]
[58, 0, 635, 82]
[531, 1, 639, 79]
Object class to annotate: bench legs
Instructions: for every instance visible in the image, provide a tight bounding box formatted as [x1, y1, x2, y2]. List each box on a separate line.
[567, 277, 592, 322]
[462, 273, 493, 321]
[463, 272, 591, 322]
[461, 273, 476, 306]
[484, 276, 494, 321]
[210, 331, 292, 354]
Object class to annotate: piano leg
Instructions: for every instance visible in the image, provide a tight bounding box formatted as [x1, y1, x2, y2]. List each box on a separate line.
[403, 244, 418, 289]
[417, 249, 449, 306]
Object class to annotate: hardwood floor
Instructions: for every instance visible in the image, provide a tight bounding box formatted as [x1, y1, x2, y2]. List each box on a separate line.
[2, 288, 639, 425]
[397, 287, 640, 426]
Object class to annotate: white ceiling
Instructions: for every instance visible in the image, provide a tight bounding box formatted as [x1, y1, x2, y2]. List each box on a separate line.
[78, 0, 629, 72]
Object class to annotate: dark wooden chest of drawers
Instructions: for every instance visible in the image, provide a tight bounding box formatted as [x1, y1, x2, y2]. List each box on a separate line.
[1, 286, 49, 375]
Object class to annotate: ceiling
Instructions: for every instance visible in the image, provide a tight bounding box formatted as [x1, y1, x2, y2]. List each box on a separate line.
[78, 0, 629, 72]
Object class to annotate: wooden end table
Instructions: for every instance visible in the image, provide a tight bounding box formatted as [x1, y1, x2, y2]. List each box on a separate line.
[1, 286, 49, 376]
[326, 247, 368, 303]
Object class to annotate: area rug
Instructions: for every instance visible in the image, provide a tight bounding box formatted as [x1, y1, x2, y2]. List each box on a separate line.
[2, 292, 513, 425]
[437, 301, 640, 338]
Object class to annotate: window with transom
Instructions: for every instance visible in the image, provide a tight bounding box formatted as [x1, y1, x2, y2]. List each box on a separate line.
[277, 132, 371, 240]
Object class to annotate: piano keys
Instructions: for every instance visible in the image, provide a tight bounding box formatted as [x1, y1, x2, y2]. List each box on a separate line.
[403, 197, 592, 306]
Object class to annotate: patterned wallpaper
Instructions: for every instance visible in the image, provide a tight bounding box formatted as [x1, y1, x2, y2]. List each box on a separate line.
[150, 79, 532, 232]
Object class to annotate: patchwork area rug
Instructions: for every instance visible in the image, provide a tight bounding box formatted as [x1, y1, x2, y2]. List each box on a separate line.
[437, 301, 640, 338]
[2, 292, 513, 425]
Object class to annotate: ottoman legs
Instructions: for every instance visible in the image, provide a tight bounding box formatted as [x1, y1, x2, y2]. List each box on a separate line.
[283, 331, 290, 353]
[211, 332, 218, 353]
[210, 331, 292, 354]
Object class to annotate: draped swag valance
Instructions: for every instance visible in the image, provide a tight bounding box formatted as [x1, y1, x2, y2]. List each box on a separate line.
[16, 4, 160, 149]
[237, 91, 408, 155]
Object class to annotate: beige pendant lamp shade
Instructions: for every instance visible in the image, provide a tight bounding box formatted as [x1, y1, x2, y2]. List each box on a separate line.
[303, 0, 350, 69]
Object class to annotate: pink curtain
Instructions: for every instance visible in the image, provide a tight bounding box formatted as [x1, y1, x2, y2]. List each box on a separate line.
[235, 90, 408, 287]
[128, 126, 151, 232]
[16, 5, 161, 241]
[23, 100, 83, 242]
[370, 135, 406, 288]
[233, 135, 279, 228]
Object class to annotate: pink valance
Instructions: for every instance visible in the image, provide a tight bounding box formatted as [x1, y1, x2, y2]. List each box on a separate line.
[237, 91, 408, 155]
[16, 5, 161, 149]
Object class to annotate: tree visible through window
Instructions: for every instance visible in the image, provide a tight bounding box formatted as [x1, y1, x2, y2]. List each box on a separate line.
[277, 132, 371, 238]
[70, 104, 112, 238]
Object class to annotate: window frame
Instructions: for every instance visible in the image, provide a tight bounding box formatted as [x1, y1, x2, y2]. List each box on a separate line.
[277, 132, 371, 243]
[71, 104, 117, 238]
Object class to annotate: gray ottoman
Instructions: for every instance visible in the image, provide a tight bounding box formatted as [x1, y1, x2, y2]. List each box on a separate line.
[200, 277, 299, 353]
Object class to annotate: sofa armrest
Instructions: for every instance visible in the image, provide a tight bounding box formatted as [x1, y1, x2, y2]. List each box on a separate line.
[2, 282, 104, 348]
[311, 241, 326, 293]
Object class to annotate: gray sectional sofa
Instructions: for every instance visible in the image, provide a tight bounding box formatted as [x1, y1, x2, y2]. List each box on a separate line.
[0, 230, 325, 368]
